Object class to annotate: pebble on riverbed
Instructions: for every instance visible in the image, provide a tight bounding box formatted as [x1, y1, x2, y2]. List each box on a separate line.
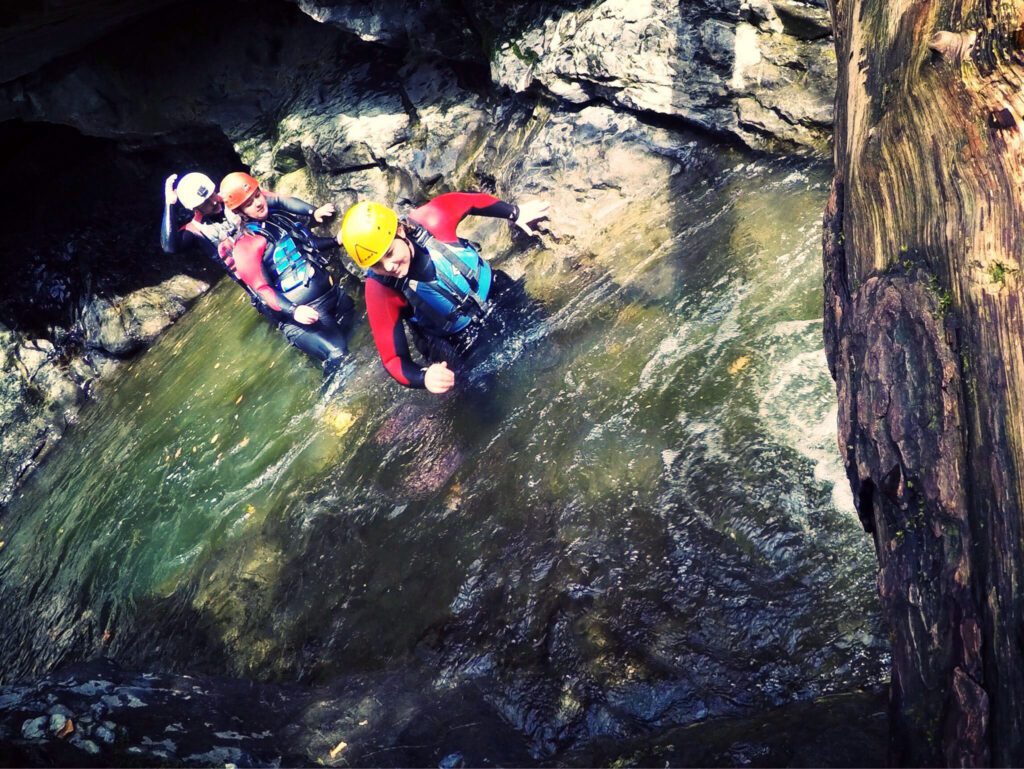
[439, 751, 465, 768]
[21, 715, 47, 740]
[48, 713, 68, 735]
[71, 736, 101, 754]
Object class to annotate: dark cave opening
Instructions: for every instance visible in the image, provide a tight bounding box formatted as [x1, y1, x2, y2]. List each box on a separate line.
[0, 120, 243, 340]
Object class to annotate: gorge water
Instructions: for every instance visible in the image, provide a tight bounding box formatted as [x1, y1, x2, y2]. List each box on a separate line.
[0, 146, 888, 761]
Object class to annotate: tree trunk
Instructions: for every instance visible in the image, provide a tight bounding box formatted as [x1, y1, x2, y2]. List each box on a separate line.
[825, 1, 1024, 765]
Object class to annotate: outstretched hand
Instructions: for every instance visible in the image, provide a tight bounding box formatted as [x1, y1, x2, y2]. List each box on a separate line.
[424, 361, 455, 394]
[164, 174, 178, 206]
[313, 203, 336, 223]
[513, 200, 550, 236]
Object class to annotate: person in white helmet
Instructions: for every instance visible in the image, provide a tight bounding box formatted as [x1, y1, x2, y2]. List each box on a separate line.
[160, 171, 239, 263]
[160, 170, 278, 314]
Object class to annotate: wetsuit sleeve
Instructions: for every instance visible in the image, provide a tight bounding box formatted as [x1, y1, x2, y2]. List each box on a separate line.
[162, 206, 225, 263]
[408, 192, 518, 242]
[365, 279, 426, 389]
[161, 202, 187, 253]
[231, 234, 298, 318]
[265, 191, 316, 219]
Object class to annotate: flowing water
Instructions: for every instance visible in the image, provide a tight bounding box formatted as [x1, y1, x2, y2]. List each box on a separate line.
[0, 151, 888, 757]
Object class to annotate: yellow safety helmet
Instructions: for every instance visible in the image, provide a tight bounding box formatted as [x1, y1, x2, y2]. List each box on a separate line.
[339, 201, 398, 269]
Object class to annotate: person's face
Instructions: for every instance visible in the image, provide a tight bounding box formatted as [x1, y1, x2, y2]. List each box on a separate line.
[239, 188, 269, 221]
[369, 225, 412, 279]
[197, 195, 223, 217]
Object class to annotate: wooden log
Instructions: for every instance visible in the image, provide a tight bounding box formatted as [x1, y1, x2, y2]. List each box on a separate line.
[826, 0, 1024, 764]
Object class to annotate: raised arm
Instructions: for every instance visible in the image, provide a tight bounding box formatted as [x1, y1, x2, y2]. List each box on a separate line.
[160, 199, 183, 254]
[265, 192, 336, 224]
[408, 192, 518, 243]
[161, 174, 186, 254]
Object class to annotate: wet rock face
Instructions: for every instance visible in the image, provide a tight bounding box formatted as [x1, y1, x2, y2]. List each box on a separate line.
[79, 275, 208, 357]
[0, 323, 104, 507]
[833, 270, 982, 763]
[489, 0, 834, 154]
[0, 0, 172, 83]
[2, 1, 833, 156]
[292, 0, 835, 154]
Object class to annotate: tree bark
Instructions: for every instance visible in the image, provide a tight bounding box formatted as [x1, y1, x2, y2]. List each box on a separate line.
[825, 1, 1024, 765]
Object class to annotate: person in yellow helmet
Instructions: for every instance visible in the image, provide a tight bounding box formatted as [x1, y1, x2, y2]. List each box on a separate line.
[340, 192, 549, 393]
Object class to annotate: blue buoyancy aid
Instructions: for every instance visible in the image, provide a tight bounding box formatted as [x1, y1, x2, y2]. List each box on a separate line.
[267, 231, 312, 292]
[246, 213, 326, 300]
[373, 225, 493, 335]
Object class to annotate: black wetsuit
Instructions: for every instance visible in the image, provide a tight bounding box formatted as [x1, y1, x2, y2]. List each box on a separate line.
[161, 201, 233, 262]
[232, 208, 355, 374]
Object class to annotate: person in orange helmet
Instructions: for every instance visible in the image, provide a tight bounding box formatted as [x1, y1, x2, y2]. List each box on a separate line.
[221, 172, 355, 376]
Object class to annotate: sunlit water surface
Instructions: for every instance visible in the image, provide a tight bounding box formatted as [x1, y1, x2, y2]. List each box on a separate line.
[0, 154, 887, 755]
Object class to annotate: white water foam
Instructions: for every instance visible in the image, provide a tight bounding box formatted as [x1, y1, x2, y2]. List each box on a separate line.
[756, 320, 855, 514]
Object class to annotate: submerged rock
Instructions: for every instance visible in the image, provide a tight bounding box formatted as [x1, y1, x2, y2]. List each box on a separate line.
[47, 713, 67, 735]
[20, 716, 47, 741]
[0, 659, 886, 767]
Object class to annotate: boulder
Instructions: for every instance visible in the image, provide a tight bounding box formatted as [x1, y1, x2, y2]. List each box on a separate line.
[81, 275, 208, 357]
[490, 0, 833, 154]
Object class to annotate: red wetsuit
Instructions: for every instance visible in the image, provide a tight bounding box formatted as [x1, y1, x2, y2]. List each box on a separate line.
[230, 234, 293, 315]
[225, 194, 334, 315]
[366, 192, 518, 388]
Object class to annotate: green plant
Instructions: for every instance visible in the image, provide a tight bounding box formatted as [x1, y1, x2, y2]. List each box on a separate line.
[510, 42, 540, 65]
[937, 290, 953, 314]
[988, 260, 1018, 285]
[924, 272, 953, 315]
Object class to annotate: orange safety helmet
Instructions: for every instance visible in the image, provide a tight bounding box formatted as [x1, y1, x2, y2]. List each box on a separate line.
[219, 172, 260, 211]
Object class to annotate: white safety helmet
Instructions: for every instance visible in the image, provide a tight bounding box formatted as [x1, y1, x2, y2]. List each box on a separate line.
[176, 172, 216, 210]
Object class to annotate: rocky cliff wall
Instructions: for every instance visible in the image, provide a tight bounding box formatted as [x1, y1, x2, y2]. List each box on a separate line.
[291, 0, 835, 154]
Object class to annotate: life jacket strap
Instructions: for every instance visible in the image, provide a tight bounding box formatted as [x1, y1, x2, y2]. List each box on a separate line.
[408, 223, 481, 285]
[406, 222, 487, 316]
[249, 212, 331, 271]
